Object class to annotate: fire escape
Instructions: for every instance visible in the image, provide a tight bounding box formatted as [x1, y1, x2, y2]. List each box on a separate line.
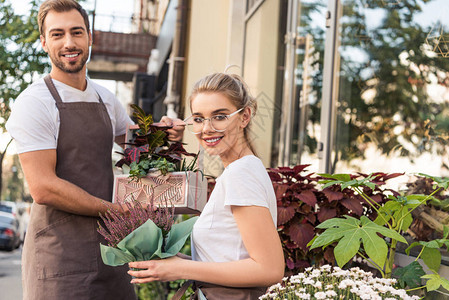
[87, 10, 156, 82]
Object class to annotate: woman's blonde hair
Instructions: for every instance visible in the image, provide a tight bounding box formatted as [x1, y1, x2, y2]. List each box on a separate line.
[188, 72, 258, 156]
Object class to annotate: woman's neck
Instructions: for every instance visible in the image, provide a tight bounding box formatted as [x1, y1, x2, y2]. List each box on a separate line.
[221, 145, 253, 168]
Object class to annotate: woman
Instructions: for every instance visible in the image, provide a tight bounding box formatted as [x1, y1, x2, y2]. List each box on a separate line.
[128, 73, 284, 299]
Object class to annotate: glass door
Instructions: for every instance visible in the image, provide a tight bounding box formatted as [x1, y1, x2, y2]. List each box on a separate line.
[330, 0, 449, 175]
[277, 0, 327, 171]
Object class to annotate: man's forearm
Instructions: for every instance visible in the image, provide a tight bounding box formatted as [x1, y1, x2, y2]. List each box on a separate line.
[19, 150, 119, 217]
[34, 176, 114, 216]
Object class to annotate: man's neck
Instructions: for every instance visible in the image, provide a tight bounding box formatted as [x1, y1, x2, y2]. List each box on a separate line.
[50, 68, 88, 91]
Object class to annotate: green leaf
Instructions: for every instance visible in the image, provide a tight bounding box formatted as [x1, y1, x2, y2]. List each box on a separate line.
[393, 261, 425, 288]
[163, 216, 199, 258]
[100, 217, 198, 267]
[334, 231, 362, 267]
[421, 247, 441, 273]
[405, 242, 420, 256]
[422, 273, 449, 292]
[374, 201, 400, 225]
[318, 173, 352, 181]
[147, 131, 167, 150]
[394, 207, 413, 232]
[310, 215, 405, 268]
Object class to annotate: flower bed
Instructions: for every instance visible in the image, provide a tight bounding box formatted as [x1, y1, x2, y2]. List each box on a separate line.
[261, 265, 419, 300]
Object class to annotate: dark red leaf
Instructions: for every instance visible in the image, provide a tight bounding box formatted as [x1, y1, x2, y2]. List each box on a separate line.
[323, 247, 335, 263]
[317, 207, 337, 223]
[295, 260, 311, 269]
[293, 164, 310, 174]
[268, 171, 282, 182]
[273, 183, 289, 200]
[297, 205, 312, 214]
[158, 142, 197, 159]
[287, 223, 315, 252]
[322, 188, 344, 202]
[341, 198, 363, 215]
[286, 257, 295, 269]
[295, 190, 317, 206]
[277, 205, 296, 225]
[285, 241, 298, 249]
[305, 213, 316, 224]
[123, 144, 149, 164]
[371, 194, 383, 203]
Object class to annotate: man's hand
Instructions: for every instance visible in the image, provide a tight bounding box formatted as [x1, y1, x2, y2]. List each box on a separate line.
[159, 116, 185, 142]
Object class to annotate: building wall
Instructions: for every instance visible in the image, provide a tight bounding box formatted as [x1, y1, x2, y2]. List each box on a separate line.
[182, 0, 280, 176]
[182, 0, 232, 177]
[243, 0, 279, 168]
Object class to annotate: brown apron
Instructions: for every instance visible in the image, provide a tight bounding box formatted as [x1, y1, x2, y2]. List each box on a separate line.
[22, 75, 136, 300]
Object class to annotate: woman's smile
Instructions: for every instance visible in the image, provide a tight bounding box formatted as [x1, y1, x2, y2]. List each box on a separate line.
[202, 136, 224, 147]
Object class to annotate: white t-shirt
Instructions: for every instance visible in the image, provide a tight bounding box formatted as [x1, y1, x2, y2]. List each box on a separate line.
[6, 77, 133, 154]
[191, 155, 277, 263]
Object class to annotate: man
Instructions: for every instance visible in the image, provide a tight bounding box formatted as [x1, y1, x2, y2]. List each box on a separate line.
[6, 0, 137, 299]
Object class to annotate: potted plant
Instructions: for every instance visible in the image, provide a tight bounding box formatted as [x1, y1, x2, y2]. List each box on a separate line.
[113, 105, 207, 214]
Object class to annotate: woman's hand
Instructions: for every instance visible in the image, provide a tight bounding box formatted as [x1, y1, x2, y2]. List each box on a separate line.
[159, 116, 186, 142]
[128, 256, 186, 283]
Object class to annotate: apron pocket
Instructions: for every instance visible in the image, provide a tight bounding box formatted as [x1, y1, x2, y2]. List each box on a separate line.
[35, 214, 98, 279]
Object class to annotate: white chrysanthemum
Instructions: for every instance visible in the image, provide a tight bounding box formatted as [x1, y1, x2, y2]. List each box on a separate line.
[314, 291, 327, 299]
[325, 290, 337, 297]
[320, 264, 332, 271]
[313, 281, 322, 289]
[303, 278, 315, 285]
[311, 269, 322, 277]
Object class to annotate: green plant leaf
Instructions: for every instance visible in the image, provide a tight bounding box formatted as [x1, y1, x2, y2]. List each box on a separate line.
[395, 207, 413, 232]
[405, 242, 421, 256]
[318, 173, 352, 182]
[393, 261, 425, 289]
[310, 216, 405, 268]
[147, 131, 167, 150]
[422, 273, 449, 292]
[421, 247, 441, 273]
[444, 225, 449, 239]
[374, 201, 400, 225]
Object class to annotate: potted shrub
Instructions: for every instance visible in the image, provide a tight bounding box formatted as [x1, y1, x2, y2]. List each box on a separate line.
[113, 105, 207, 214]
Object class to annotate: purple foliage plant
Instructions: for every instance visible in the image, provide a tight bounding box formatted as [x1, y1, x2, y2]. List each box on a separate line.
[98, 190, 175, 248]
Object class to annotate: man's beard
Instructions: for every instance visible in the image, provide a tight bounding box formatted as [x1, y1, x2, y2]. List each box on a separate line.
[50, 50, 89, 74]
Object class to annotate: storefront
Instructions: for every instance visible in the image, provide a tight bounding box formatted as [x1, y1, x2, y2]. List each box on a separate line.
[181, 0, 449, 177]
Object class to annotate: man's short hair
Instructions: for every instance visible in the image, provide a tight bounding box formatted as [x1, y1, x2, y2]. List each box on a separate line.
[38, 0, 90, 37]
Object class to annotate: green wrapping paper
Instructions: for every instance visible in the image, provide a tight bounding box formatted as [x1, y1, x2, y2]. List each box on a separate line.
[100, 216, 199, 266]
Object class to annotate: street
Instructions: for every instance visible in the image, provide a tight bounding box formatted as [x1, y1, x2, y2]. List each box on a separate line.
[0, 247, 22, 300]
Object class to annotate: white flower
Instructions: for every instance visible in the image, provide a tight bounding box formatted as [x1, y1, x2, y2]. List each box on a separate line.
[314, 291, 327, 299]
[320, 264, 332, 272]
[303, 278, 315, 285]
[325, 290, 337, 297]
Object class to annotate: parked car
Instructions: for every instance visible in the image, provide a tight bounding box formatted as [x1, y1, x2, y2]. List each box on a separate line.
[0, 211, 21, 251]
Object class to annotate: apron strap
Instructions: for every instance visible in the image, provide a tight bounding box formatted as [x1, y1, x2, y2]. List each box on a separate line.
[43, 74, 105, 105]
[172, 279, 195, 300]
[44, 75, 63, 104]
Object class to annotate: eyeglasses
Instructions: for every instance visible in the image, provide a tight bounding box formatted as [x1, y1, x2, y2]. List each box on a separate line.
[184, 108, 244, 134]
